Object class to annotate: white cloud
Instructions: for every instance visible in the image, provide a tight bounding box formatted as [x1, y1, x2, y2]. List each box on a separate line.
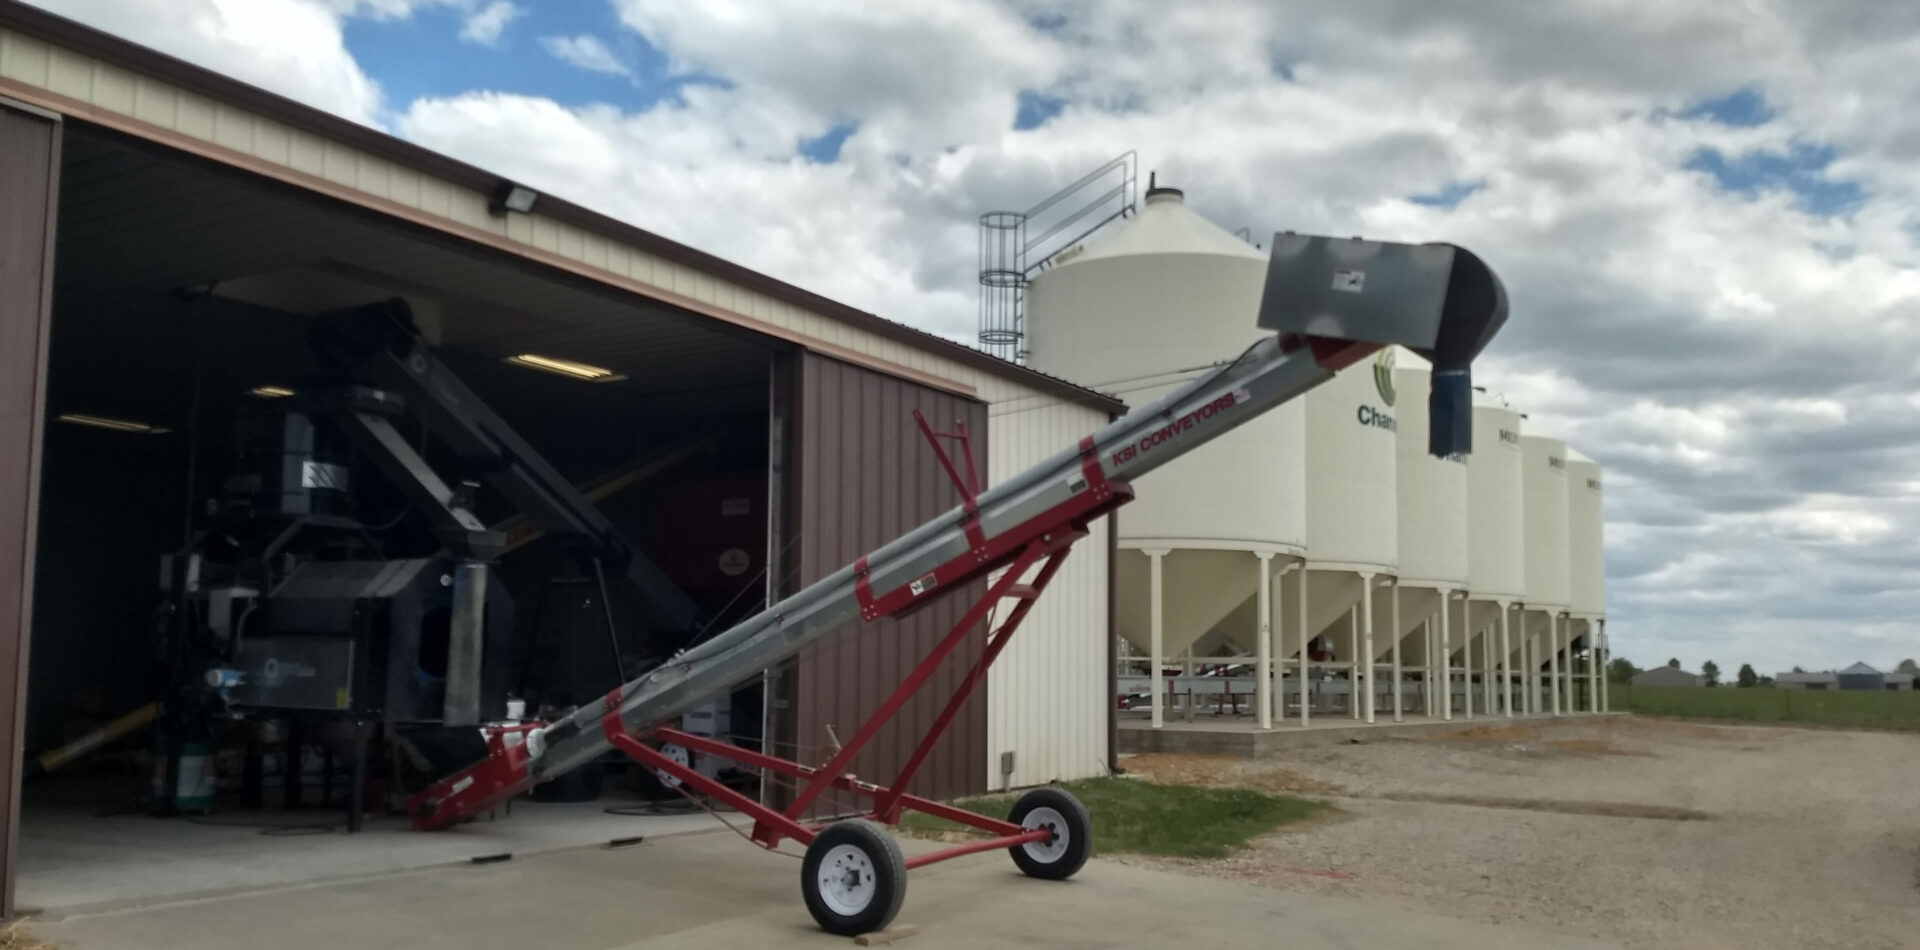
[539, 34, 631, 77]
[458, 1, 519, 46]
[612, 0, 1061, 153]
[23, 0, 385, 124]
[30, 0, 1920, 676]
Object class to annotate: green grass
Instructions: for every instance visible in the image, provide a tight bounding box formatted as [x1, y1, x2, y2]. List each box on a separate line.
[899, 776, 1327, 860]
[1617, 684, 1920, 731]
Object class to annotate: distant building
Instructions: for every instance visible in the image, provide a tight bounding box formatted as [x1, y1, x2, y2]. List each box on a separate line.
[1840, 662, 1915, 691]
[1776, 664, 1915, 691]
[1837, 662, 1885, 691]
[1775, 671, 1839, 690]
[1631, 666, 1704, 688]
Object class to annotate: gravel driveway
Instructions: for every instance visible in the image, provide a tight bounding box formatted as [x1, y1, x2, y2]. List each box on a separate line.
[1116, 717, 1920, 950]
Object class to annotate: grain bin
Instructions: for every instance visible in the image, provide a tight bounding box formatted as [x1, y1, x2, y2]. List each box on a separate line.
[1521, 433, 1572, 714]
[1389, 349, 1468, 720]
[1566, 447, 1604, 618]
[1286, 347, 1400, 723]
[1465, 392, 1526, 717]
[1566, 446, 1605, 712]
[1026, 183, 1306, 727]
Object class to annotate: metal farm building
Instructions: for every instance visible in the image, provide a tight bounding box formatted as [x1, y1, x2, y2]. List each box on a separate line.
[0, 1, 1116, 915]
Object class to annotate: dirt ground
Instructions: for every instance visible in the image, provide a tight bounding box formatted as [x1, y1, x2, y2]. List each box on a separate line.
[1114, 716, 1920, 950]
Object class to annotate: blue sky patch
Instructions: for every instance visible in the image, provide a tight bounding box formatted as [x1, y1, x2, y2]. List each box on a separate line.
[1015, 90, 1066, 130]
[1268, 45, 1301, 81]
[1685, 143, 1865, 215]
[1026, 12, 1069, 32]
[799, 122, 859, 163]
[1680, 87, 1773, 127]
[1408, 179, 1485, 209]
[345, 4, 726, 113]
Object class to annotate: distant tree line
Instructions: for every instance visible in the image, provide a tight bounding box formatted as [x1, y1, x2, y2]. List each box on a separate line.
[1606, 657, 1920, 688]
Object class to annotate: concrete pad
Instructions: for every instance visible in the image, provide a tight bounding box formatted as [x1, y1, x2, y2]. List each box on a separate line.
[18, 776, 721, 915]
[39, 828, 1623, 950]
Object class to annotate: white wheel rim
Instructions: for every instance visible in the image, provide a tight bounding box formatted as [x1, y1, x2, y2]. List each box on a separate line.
[654, 744, 689, 789]
[816, 843, 877, 916]
[1021, 806, 1070, 863]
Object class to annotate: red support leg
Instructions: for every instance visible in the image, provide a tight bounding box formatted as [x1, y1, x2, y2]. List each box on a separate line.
[904, 830, 1051, 870]
[653, 727, 1029, 838]
[874, 546, 1073, 821]
[955, 421, 981, 498]
[780, 540, 1048, 821]
[612, 733, 817, 846]
[912, 410, 981, 504]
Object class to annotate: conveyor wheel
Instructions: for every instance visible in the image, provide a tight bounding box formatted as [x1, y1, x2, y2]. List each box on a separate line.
[801, 819, 906, 935]
[1007, 786, 1091, 880]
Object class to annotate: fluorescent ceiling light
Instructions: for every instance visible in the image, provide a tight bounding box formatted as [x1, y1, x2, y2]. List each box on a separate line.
[505, 353, 625, 382]
[58, 413, 170, 434]
[249, 385, 296, 398]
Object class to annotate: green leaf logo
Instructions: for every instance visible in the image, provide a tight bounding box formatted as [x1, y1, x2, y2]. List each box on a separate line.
[1373, 348, 1397, 407]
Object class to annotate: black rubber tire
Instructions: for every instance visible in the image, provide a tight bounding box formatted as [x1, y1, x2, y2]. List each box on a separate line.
[800, 819, 907, 936]
[1007, 786, 1092, 880]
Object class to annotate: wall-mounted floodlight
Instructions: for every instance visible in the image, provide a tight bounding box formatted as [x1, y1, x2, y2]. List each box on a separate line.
[489, 181, 539, 217]
[249, 385, 296, 398]
[57, 413, 170, 434]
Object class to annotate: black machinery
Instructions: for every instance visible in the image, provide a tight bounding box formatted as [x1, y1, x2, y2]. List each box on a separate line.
[147, 298, 708, 823]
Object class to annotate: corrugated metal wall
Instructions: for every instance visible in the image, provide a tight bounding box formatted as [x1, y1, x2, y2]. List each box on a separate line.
[985, 396, 1115, 789]
[787, 352, 990, 809]
[0, 98, 59, 918]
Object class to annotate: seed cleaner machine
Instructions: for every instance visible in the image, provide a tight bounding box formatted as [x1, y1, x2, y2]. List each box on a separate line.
[406, 232, 1509, 935]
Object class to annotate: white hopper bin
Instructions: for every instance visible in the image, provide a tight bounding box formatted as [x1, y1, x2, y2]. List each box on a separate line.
[1390, 350, 1470, 723]
[1466, 394, 1525, 717]
[1287, 347, 1399, 724]
[1566, 447, 1606, 712]
[1025, 183, 1306, 729]
[1521, 433, 1572, 714]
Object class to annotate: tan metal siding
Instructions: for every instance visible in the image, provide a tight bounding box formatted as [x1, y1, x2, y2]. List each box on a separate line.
[0, 98, 59, 917]
[789, 353, 989, 810]
[984, 398, 1114, 788]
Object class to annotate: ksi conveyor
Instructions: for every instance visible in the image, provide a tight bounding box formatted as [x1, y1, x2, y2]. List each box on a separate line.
[406, 231, 1510, 935]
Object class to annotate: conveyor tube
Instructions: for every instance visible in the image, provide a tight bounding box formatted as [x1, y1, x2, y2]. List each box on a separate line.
[408, 232, 1507, 828]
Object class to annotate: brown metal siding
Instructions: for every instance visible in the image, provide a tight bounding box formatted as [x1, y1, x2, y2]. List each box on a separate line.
[0, 98, 59, 918]
[789, 352, 989, 811]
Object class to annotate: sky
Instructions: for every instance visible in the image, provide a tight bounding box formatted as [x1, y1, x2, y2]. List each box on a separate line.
[22, 0, 1920, 676]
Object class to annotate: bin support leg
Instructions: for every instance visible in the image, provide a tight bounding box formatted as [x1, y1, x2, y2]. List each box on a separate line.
[1148, 549, 1168, 729]
[1390, 581, 1402, 723]
[1298, 569, 1311, 728]
[1439, 597, 1452, 722]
